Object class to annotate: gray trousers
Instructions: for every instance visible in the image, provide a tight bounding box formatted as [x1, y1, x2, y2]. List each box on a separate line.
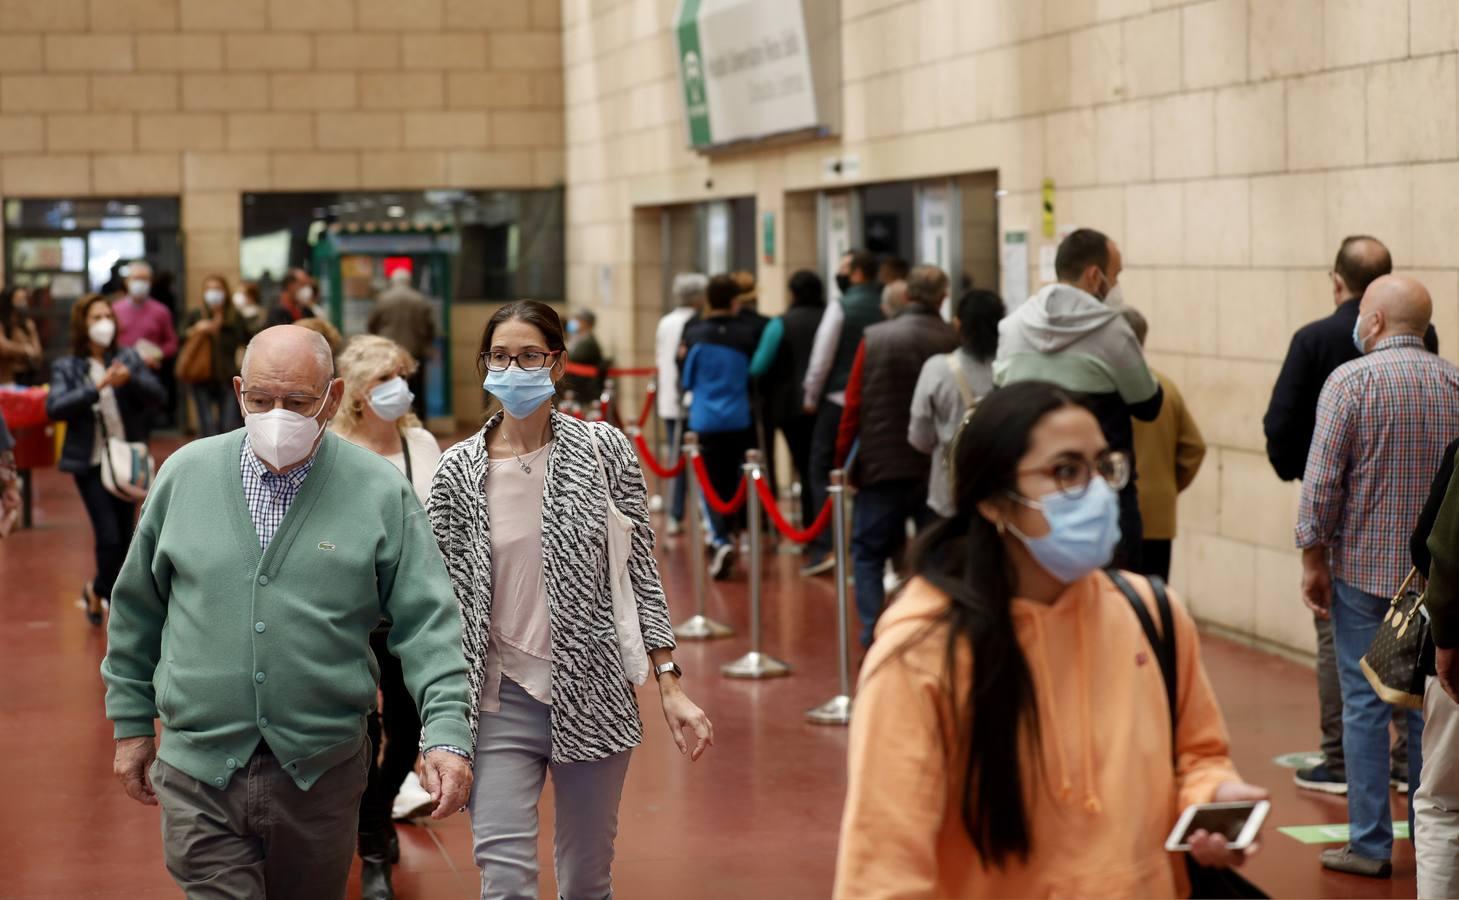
[470, 678, 632, 900]
[153, 738, 371, 900]
[1417, 676, 1459, 899]
[1316, 613, 1409, 775]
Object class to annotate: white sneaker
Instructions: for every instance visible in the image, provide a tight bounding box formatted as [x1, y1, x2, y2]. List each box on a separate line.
[666, 518, 683, 537]
[392, 771, 436, 820]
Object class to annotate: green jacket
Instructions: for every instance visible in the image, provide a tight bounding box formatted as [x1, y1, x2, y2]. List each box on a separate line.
[101, 431, 472, 791]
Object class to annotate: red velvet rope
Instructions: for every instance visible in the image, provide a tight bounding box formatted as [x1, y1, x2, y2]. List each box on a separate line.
[636, 388, 656, 429]
[690, 454, 748, 515]
[563, 362, 660, 379]
[753, 475, 834, 544]
[632, 432, 685, 478]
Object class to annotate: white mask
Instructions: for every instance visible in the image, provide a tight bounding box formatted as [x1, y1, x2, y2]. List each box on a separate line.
[232, 292, 251, 312]
[1103, 283, 1125, 308]
[88, 318, 116, 347]
[367, 376, 414, 422]
[244, 401, 328, 470]
[204, 289, 225, 308]
[127, 279, 150, 299]
[295, 285, 315, 304]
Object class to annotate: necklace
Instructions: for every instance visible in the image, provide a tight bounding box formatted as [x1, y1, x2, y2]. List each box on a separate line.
[500, 426, 550, 474]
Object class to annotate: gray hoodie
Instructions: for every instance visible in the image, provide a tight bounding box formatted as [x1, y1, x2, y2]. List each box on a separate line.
[994, 282, 1158, 404]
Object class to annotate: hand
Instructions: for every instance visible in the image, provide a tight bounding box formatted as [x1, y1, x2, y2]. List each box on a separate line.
[101, 361, 131, 389]
[1438, 645, 1459, 704]
[802, 401, 817, 415]
[1301, 548, 1332, 619]
[191, 319, 220, 336]
[1188, 781, 1270, 869]
[660, 679, 713, 761]
[114, 736, 159, 806]
[420, 750, 473, 820]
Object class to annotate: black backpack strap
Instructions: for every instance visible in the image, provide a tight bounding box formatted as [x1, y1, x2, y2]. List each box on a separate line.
[1105, 570, 1179, 751]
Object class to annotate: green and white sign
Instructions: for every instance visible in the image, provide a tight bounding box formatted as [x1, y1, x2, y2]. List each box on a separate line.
[1278, 822, 1410, 845]
[674, 0, 823, 150]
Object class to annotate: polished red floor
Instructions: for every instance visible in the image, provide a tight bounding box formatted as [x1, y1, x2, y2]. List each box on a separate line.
[0, 439, 1419, 898]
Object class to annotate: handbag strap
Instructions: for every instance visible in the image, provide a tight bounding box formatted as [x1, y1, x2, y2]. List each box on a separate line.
[399, 430, 413, 486]
[945, 351, 978, 409]
[1106, 570, 1179, 758]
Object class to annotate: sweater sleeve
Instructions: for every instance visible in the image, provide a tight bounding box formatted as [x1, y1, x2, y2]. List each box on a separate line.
[1172, 384, 1207, 493]
[380, 485, 473, 753]
[835, 640, 950, 900]
[595, 423, 677, 651]
[100, 469, 176, 739]
[748, 316, 784, 379]
[908, 356, 940, 456]
[1412, 440, 1459, 575]
[803, 300, 844, 408]
[1168, 588, 1240, 808]
[1426, 453, 1459, 648]
[835, 341, 867, 467]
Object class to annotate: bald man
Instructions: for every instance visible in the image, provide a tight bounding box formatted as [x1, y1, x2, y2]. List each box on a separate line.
[102, 325, 474, 900]
[1296, 275, 1459, 878]
[1265, 235, 1437, 799]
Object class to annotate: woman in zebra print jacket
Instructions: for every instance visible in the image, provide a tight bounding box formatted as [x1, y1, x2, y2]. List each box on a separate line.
[428, 301, 712, 899]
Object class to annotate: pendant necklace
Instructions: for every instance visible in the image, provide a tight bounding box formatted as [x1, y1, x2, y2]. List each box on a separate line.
[501, 427, 549, 474]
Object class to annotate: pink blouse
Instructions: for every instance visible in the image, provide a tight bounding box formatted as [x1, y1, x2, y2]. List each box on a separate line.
[481, 446, 553, 710]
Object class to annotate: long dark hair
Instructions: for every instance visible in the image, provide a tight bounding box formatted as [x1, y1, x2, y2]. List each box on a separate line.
[0, 286, 27, 339]
[956, 289, 1004, 362]
[906, 380, 1079, 867]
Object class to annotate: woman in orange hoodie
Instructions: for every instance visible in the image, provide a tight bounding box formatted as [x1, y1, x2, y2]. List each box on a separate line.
[835, 381, 1267, 899]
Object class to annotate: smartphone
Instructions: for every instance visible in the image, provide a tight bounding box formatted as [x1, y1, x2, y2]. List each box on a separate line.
[1164, 800, 1270, 852]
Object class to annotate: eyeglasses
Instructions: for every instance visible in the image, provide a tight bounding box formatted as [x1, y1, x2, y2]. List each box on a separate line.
[240, 390, 327, 416]
[480, 350, 560, 372]
[1016, 450, 1130, 499]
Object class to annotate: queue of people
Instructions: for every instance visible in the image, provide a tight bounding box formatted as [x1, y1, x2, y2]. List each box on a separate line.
[10, 223, 1459, 898]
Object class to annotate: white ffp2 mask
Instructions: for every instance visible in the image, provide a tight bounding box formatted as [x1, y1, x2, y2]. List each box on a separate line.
[244, 405, 327, 470]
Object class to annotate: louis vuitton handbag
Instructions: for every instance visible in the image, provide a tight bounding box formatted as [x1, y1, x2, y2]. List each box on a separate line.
[1360, 567, 1428, 710]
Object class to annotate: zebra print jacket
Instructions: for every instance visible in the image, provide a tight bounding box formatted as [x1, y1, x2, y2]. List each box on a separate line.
[426, 411, 677, 762]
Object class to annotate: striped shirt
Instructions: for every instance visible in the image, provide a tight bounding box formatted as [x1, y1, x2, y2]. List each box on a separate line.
[240, 439, 315, 550]
[1296, 335, 1459, 598]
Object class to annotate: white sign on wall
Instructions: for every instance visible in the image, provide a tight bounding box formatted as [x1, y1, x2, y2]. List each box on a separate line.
[675, 0, 823, 149]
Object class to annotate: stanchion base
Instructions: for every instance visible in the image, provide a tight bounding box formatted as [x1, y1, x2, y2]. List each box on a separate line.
[674, 615, 735, 640]
[721, 652, 792, 679]
[805, 695, 852, 725]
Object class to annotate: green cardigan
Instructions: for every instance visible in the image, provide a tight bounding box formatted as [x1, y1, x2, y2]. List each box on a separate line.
[101, 430, 472, 791]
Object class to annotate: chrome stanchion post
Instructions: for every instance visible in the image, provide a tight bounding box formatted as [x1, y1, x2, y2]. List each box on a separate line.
[723, 449, 791, 679]
[806, 469, 853, 724]
[647, 380, 664, 513]
[673, 432, 733, 640]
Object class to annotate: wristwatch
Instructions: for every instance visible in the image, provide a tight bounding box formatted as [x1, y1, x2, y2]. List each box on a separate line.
[655, 661, 683, 681]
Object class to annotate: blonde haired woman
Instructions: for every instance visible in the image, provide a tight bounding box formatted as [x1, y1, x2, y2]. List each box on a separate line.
[334, 334, 440, 899]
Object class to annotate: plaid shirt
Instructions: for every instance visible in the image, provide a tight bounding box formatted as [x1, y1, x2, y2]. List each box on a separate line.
[1296, 335, 1459, 597]
[241, 439, 315, 550]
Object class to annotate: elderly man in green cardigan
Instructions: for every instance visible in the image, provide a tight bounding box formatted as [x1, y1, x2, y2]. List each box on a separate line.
[101, 325, 473, 900]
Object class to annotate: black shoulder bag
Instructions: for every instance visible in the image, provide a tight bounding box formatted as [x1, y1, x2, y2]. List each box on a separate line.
[1105, 570, 1268, 900]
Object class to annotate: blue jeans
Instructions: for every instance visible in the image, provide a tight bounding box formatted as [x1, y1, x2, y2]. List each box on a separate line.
[852, 479, 933, 647]
[1332, 579, 1424, 860]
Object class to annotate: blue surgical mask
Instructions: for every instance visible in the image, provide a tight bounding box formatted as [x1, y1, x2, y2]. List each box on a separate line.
[566, 319, 580, 337]
[1006, 478, 1122, 584]
[1353, 312, 1370, 355]
[368, 376, 414, 422]
[484, 366, 556, 419]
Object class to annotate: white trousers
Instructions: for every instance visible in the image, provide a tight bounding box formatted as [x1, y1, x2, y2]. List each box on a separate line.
[1416, 676, 1459, 900]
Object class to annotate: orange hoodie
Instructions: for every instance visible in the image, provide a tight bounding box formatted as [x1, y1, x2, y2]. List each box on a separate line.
[835, 573, 1239, 899]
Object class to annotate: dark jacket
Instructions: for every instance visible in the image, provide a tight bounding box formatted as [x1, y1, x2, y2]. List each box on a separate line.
[567, 333, 605, 401]
[1417, 438, 1459, 674]
[764, 303, 825, 425]
[1264, 297, 1440, 481]
[857, 306, 959, 486]
[828, 283, 883, 395]
[46, 348, 165, 474]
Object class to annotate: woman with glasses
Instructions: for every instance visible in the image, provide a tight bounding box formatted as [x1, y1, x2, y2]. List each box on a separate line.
[835, 381, 1266, 898]
[333, 335, 440, 900]
[428, 300, 712, 899]
[46, 293, 165, 624]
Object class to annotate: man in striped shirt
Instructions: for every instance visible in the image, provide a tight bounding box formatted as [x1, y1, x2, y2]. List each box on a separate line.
[1297, 274, 1459, 878]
